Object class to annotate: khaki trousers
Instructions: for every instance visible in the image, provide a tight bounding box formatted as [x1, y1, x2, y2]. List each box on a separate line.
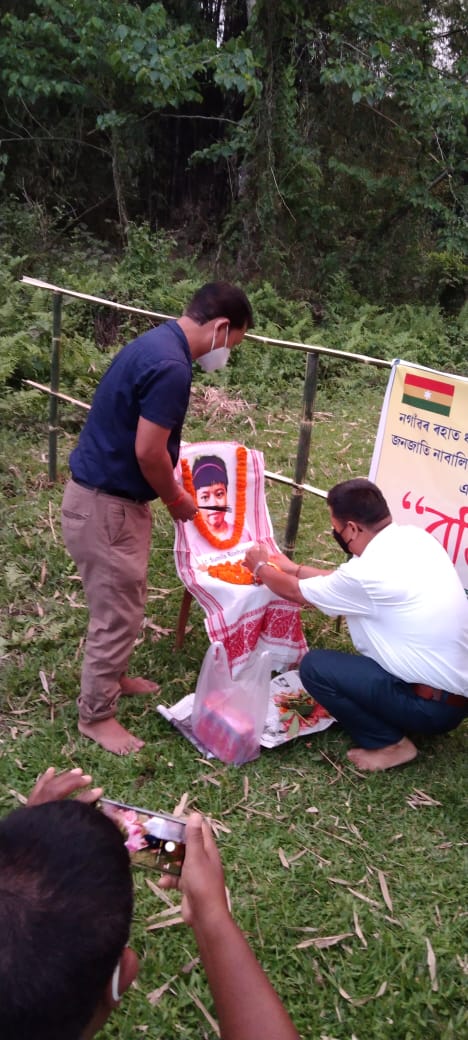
[61, 480, 152, 723]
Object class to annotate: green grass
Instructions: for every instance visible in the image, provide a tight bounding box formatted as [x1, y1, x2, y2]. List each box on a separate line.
[0, 377, 467, 1040]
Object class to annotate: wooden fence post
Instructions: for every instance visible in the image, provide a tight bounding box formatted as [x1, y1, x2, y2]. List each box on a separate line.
[282, 351, 319, 557]
[48, 292, 62, 482]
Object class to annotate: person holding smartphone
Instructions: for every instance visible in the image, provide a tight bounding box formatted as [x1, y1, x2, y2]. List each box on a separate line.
[0, 768, 299, 1040]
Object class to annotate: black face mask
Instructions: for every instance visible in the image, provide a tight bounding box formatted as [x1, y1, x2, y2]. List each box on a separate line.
[332, 526, 352, 555]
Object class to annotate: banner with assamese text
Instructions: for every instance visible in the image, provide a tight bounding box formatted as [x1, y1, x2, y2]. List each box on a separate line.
[369, 360, 468, 595]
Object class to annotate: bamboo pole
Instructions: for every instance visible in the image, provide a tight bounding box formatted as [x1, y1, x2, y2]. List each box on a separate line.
[282, 351, 320, 557]
[48, 293, 62, 482]
[21, 277, 392, 368]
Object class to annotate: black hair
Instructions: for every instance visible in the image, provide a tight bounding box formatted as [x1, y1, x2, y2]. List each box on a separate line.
[185, 282, 254, 330]
[192, 454, 228, 491]
[0, 800, 133, 1040]
[327, 478, 391, 527]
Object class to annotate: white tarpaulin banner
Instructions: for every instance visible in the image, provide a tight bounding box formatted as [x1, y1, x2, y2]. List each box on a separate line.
[370, 360, 468, 594]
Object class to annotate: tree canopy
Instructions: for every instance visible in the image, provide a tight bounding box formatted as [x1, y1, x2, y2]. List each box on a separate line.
[1, 0, 466, 304]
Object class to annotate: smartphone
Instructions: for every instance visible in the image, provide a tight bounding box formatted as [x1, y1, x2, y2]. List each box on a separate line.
[99, 798, 186, 876]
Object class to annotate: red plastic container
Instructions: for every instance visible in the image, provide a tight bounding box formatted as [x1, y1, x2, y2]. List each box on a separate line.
[193, 689, 258, 764]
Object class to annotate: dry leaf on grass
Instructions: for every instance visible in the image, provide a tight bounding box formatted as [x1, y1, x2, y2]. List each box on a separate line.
[48, 501, 57, 543]
[347, 888, 381, 907]
[143, 620, 173, 641]
[195, 774, 221, 787]
[319, 749, 344, 776]
[144, 877, 177, 908]
[353, 910, 367, 948]
[296, 932, 353, 950]
[188, 989, 220, 1037]
[147, 906, 183, 922]
[338, 980, 387, 1006]
[309, 849, 332, 867]
[328, 876, 361, 887]
[146, 956, 201, 1005]
[319, 829, 354, 847]
[288, 849, 308, 864]
[147, 976, 177, 1005]
[181, 957, 200, 974]
[407, 789, 442, 809]
[425, 937, 438, 991]
[377, 869, 393, 913]
[8, 788, 28, 805]
[172, 791, 189, 816]
[209, 818, 232, 837]
[278, 848, 290, 869]
[39, 670, 50, 694]
[146, 916, 184, 932]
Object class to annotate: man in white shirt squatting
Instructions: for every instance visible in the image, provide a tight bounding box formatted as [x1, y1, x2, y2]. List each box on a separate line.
[245, 478, 468, 772]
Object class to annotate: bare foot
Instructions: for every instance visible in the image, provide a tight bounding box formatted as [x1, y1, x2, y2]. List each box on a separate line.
[346, 736, 418, 772]
[119, 675, 160, 696]
[78, 717, 145, 755]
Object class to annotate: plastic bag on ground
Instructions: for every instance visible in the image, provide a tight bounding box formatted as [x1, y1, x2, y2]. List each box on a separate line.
[191, 641, 272, 765]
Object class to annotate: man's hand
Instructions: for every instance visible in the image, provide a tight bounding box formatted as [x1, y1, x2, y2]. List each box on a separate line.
[158, 813, 230, 928]
[168, 488, 199, 523]
[26, 766, 103, 807]
[135, 419, 197, 522]
[244, 542, 269, 574]
[159, 813, 300, 1040]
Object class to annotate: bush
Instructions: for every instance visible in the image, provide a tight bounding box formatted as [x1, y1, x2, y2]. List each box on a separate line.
[1, 206, 466, 427]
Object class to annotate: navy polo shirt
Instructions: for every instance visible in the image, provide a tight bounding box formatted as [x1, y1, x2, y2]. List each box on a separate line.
[69, 320, 192, 501]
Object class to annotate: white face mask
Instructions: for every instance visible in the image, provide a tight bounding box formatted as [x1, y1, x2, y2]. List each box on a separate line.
[198, 324, 230, 372]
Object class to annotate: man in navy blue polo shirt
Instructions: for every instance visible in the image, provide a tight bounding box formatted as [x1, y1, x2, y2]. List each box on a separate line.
[61, 283, 253, 754]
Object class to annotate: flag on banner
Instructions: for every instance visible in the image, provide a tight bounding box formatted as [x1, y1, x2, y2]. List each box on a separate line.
[401, 373, 455, 417]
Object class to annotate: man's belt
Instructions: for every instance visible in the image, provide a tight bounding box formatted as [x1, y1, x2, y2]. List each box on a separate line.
[412, 683, 467, 712]
[72, 476, 147, 505]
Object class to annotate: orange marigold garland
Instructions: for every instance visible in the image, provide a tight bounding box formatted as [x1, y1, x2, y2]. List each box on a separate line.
[181, 446, 248, 550]
[207, 560, 254, 585]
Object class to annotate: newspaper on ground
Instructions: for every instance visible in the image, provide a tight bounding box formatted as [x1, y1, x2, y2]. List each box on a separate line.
[157, 670, 334, 760]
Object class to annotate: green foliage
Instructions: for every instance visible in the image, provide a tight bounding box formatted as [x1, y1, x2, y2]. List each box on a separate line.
[0, 0, 257, 239]
[418, 249, 468, 298]
[322, 273, 468, 378]
[0, 1, 215, 109]
[0, 206, 200, 415]
[0, 205, 466, 427]
[321, 0, 468, 264]
[225, 281, 323, 400]
[214, 0, 468, 295]
[104, 224, 206, 316]
[1, 3, 466, 300]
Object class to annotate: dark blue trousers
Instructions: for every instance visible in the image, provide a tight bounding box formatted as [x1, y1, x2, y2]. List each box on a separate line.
[299, 650, 466, 749]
